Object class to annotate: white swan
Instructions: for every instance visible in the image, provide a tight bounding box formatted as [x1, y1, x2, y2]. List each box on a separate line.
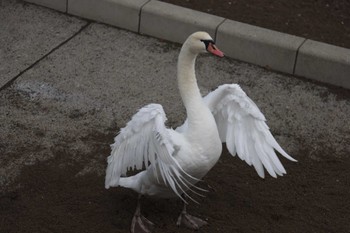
[105, 32, 296, 233]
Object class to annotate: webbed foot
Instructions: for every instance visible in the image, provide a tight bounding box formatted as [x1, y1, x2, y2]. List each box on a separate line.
[131, 213, 154, 233]
[177, 211, 207, 230]
[131, 195, 155, 233]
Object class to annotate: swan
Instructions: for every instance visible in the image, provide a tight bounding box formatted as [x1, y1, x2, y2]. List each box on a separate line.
[105, 32, 296, 233]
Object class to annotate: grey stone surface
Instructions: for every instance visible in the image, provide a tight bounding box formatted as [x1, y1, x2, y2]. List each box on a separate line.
[295, 39, 350, 89]
[140, 0, 224, 43]
[216, 19, 305, 74]
[25, 0, 66, 12]
[68, 0, 149, 32]
[22, 0, 350, 89]
[21, 0, 350, 88]
[0, 0, 86, 88]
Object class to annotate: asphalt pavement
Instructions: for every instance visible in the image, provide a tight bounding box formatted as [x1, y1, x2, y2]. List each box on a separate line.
[1, 0, 349, 195]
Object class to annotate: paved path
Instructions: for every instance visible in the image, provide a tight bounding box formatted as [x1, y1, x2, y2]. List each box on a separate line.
[24, 0, 350, 89]
[1, 0, 349, 213]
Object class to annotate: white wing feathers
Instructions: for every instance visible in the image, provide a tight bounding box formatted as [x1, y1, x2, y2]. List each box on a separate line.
[105, 104, 198, 200]
[204, 84, 296, 178]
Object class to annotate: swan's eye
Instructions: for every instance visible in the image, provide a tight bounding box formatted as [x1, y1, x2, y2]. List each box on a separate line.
[200, 39, 215, 50]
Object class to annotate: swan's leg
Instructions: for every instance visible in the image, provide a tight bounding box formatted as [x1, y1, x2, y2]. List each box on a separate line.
[176, 196, 207, 230]
[131, 195, 154, 233]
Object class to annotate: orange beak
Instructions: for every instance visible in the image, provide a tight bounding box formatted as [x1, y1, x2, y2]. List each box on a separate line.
[207, 43, 224, 57]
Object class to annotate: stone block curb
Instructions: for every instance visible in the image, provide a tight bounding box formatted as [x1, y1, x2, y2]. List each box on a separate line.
[68, 0, 149, 32]
[295, 40, 350, 89]
[216, 19, 306, 74]
[139, 0, 224, 44]
[25, 0, 66, 12]
[23, 0, 350, 89]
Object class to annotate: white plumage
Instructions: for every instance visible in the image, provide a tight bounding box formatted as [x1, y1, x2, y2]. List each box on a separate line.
[105, 32, 296, 233]
[105, 104, 201, 201]
[203, 84, 296, 178]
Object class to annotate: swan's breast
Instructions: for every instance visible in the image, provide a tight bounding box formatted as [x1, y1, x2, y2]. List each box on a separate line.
[176, 130, 222, 179]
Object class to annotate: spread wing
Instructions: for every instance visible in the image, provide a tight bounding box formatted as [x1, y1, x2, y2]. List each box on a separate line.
[204, 84, 296, 178]
[105, 104, 198, 200]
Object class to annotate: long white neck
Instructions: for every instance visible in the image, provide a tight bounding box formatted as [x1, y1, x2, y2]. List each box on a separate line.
[177, 44, 207, 128]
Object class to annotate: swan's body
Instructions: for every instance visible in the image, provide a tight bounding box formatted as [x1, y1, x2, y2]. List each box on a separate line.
[105, 32, 296, 232]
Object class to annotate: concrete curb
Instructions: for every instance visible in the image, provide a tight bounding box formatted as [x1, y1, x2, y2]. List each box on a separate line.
[295, 40, 350, 88]
[139, 0, 224, 44]
[68, 0, 149, 32]
[216, 19, 306, 74]
[25, 0, 67, 12]
[24, 0, 350, 89]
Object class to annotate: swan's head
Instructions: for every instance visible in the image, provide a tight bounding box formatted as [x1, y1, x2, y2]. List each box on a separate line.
[184, 31, 224, 57]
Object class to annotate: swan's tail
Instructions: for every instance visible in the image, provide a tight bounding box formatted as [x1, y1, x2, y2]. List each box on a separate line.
[119, 176, 136, 188]
[107, 173, 143, 193]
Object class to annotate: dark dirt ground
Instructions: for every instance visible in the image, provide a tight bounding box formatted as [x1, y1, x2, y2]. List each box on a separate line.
[1, 1, 350, 233]
[160, 0, 350, 49]
[1, 130, 350, 233]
